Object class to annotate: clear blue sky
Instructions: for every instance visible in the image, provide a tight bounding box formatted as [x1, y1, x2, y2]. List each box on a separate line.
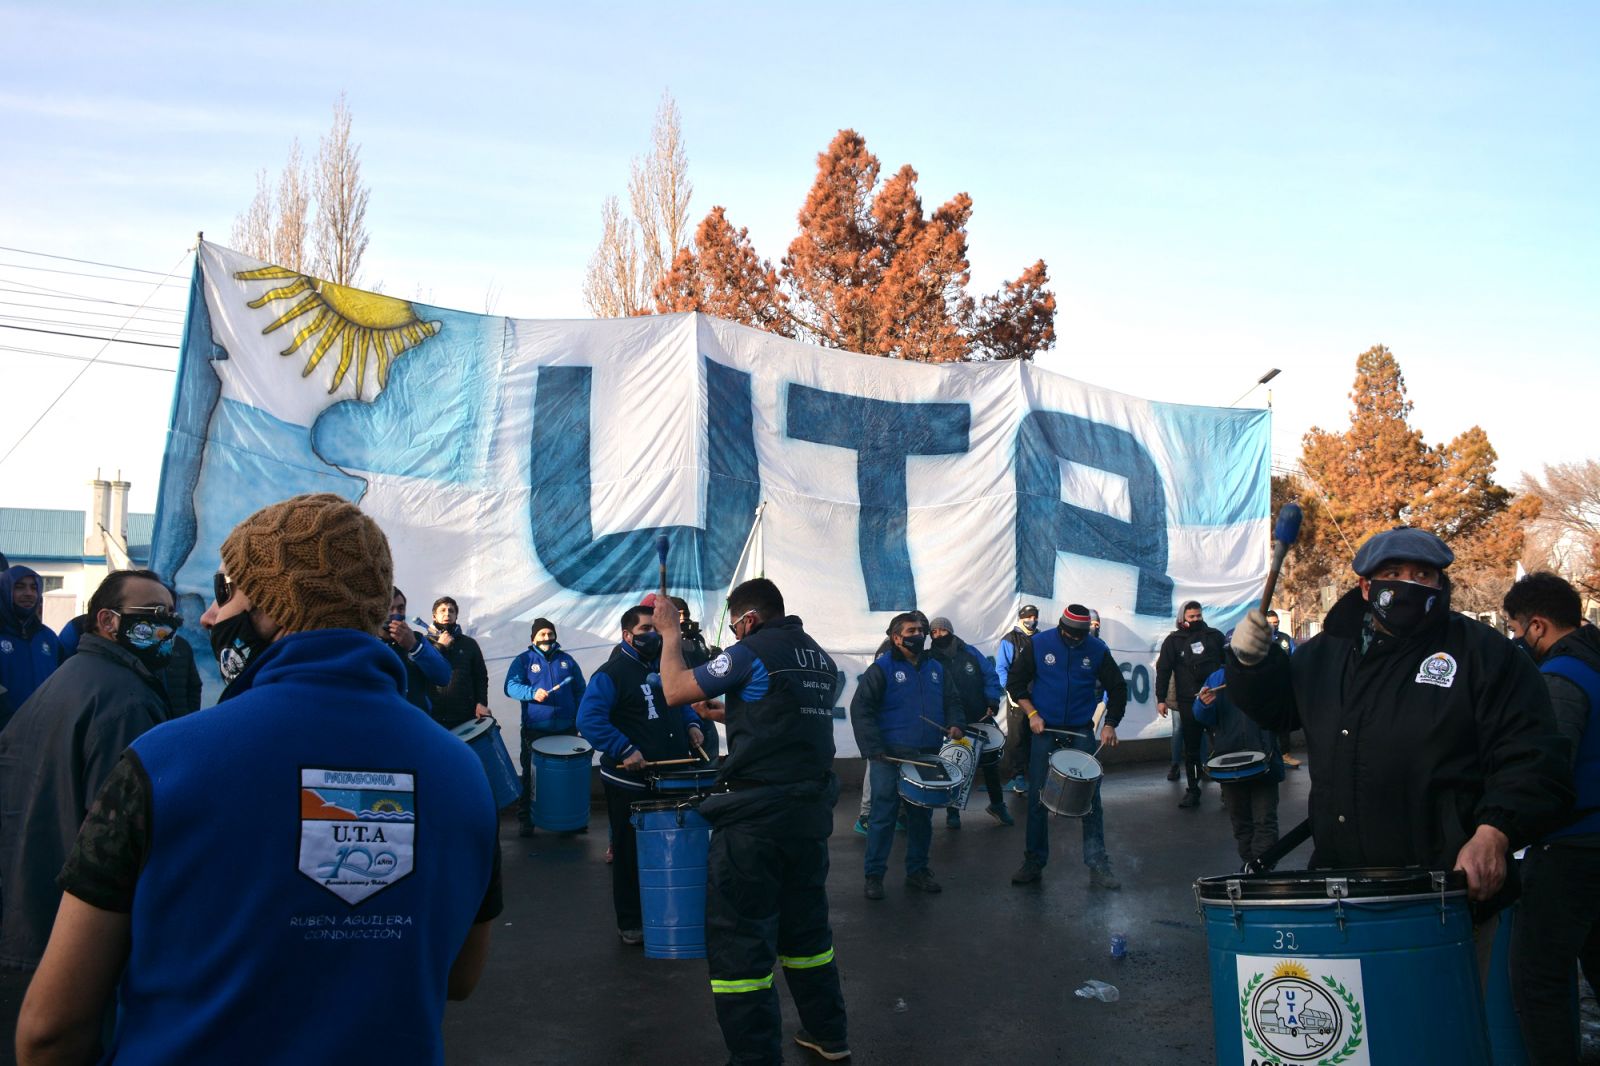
[1, 1, 1595, 514]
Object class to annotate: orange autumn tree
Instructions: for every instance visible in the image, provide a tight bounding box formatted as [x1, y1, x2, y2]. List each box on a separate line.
[1289, 345, 1536, 615]
[656, 129, 1055, 362]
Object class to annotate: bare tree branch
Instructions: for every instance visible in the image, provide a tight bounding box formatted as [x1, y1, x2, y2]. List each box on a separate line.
[274, 138, 310, 273]
[231, 168, 273, 262]
[583, 195, 642, 318]
[313, 93, 370, 286]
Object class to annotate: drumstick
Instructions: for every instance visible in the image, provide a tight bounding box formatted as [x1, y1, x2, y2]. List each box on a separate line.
[884, 755, 943, 770]
[642, 757, 700, 768]
[1043, 728, 1090, 739]
[1260, 502, 1304, 614]
[693, 740, 710, 762]
[919, 714, 958, 735]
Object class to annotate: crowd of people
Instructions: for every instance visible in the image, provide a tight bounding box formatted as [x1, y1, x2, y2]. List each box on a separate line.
[0, 506, 1596, 1063]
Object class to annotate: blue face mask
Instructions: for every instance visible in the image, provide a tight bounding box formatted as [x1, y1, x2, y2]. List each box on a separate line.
[631, 631, 663, 660]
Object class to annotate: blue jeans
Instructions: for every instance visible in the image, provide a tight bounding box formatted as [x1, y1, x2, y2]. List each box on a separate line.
[864, 758, 933, 878]
[1024, 730, 1108, 870]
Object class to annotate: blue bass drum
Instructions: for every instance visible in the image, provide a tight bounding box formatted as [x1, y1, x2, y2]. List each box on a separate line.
[529, 735, 594, 831]
[1195, 868, 1490, 1065]
[451, 717, 522, 809]
[630, 799, 712, 959]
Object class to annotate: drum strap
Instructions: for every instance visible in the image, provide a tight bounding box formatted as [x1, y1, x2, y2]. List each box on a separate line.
[1246, 818, 1312, 873]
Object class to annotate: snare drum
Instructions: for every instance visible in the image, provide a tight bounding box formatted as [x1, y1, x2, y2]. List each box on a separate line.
[1206, 750, 1269, 782]
[897, 758, 966, 809]
[964, 721, 1004, 766]
[651, 759, 723, 795]
[1041, 748, 1102, 817]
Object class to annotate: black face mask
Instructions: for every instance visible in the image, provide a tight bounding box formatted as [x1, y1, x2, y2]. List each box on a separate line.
[535, 640, 556, 654]
[1368, 579, 1447, 638]
[1020, 619, 1038, 633]
[630, 631, 663, 660]
[931, 634, 954, 651]
[115, 609, 181, 673]
[899, 633, 927, 655]
[1059, 624, 1086, 646]
[211, 611, 270, 684]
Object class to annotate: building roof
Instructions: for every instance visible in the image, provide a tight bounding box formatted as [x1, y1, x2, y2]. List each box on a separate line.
[0, 507, 155, 565]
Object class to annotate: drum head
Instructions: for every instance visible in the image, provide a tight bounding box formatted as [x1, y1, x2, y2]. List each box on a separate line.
[966, 722, 1003, 749]
[1048, 748, 1102, 782]
[451, 719, 492, 742]
[1206, 751, 1267, 772]
[899, 759, 956, 786]
[531, 735, 593, 758]
[1195, 867, 1467, 901]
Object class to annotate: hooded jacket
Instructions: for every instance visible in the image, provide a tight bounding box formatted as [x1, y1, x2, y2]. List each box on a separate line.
[0, 565, 59, 723]
[1225, 585, 1572, 871]
[0, 634, 167, 969]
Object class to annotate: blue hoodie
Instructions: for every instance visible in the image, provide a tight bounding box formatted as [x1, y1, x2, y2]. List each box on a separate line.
[504, 642, 586, 731]
[0, 566, 59, 720]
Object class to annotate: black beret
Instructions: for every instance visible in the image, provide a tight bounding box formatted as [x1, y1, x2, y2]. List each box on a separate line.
[1351, 527, 1454, 577]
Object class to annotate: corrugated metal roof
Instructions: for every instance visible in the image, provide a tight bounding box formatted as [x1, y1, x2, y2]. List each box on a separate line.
[0, 508, 156, 564]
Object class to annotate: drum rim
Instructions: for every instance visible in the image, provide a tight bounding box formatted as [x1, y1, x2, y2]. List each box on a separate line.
[530, 736, 593, 756]
[1047, 748, 1103, 778]
[1194, 866, 1468, 901]
[629, 797, 705, 814]
[1206, 750, 1268, 768]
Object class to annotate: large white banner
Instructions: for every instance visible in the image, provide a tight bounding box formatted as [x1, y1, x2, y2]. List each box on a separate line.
[154, 243, 1271, 756]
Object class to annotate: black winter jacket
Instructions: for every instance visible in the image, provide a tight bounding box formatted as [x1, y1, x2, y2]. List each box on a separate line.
[1225, 586, 1572, 870]
[1155, 622, 1226, 708]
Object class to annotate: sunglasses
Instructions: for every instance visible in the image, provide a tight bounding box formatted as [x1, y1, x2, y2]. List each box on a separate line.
[115, 605, 184, 640]
[213, 572, 235, 607]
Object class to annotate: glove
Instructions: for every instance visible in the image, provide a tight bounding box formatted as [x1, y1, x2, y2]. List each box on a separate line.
[1232, 608, 1272, 667]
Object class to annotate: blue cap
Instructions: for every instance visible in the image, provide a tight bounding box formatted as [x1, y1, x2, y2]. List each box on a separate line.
[1351, 527, 1454, 577]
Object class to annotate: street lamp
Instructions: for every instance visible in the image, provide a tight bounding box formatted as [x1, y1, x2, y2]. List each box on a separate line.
[1229, 368, 1281, 408]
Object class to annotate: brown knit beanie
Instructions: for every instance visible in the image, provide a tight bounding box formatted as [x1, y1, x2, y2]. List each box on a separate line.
[220, 493, 393, 635]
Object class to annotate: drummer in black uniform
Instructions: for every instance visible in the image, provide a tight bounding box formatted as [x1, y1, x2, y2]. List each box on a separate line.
[654, 578, 850, 1064]
[576, 602, 707, 946]
[1226, 527, 1570, 914]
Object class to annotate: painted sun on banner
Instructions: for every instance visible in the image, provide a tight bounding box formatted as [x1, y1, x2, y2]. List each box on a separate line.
[151, 242, 1271, 755]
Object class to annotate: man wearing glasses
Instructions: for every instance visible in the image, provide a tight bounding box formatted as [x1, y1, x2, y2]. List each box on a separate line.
[0, 568, 175, 972]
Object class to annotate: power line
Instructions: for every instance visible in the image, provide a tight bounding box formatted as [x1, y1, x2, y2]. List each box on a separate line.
[0, 299, 185, 324]
[0, 286, 186, 313]
[0, 245, 192, 469]
[0, 244, 189, 279]
[0, 261, 186, 286]
[0, 323, 181, 349]
[0, 344, 176, 373]
[0, 314, 180, 339]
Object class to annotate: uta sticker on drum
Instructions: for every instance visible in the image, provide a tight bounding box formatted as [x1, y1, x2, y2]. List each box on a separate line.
[1235, 955, 1367, 1065]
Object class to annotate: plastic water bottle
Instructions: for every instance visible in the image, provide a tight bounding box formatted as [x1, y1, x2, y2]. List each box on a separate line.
[1074, 980, 1119, 1002]
[1110, 932, 1128, 959]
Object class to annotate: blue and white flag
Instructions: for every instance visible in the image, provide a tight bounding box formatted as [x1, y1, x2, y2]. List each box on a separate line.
[153, 242, 1270, 753]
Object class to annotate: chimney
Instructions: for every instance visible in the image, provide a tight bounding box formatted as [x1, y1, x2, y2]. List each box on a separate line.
[108, 470, 130, 546]
[84, 470, 110, 557]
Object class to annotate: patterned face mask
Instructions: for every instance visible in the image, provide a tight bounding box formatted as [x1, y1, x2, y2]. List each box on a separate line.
[114, 607, 183, 671]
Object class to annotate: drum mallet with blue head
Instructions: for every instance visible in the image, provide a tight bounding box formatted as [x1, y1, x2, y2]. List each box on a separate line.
[1259, 503, 1303, 613]
[656, 533, 670, 595]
